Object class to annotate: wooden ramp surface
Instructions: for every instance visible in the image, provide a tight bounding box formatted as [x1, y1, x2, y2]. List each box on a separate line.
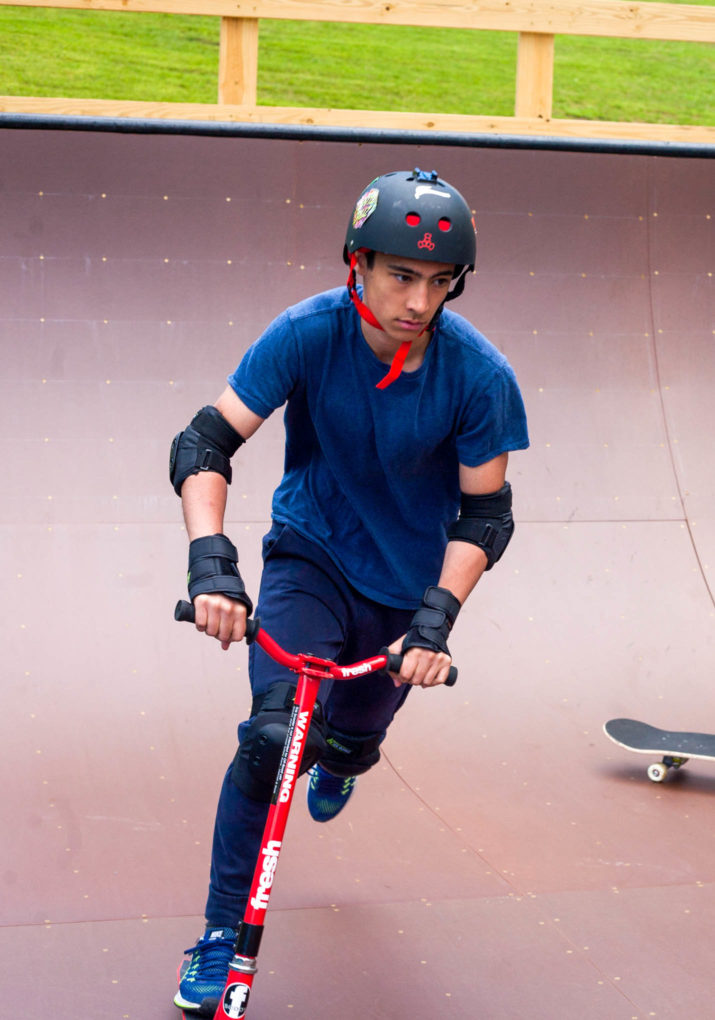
[0, 126, 713, 1019]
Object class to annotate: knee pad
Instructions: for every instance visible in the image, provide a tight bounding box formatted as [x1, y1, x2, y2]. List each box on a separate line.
[232, 682, 327, 802]
[320, 724, 383, 778]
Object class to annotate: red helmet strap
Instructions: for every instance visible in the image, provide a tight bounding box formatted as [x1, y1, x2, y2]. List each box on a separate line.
[347, 251, 383, 332]
[347, 250, 423, 390]
[375, 340, 412, 390]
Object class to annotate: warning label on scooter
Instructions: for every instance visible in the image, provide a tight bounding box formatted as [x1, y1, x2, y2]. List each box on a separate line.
[222, 981, 250, 1018]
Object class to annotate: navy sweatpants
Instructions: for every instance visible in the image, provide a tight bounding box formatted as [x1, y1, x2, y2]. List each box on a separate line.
[205, 523, 415, 926]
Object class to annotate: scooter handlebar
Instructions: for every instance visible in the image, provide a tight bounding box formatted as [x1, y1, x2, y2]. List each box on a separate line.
[174, 600, 457, 685]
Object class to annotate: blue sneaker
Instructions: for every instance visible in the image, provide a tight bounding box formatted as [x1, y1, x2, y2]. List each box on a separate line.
[307, 764, 357, 822]
[174, 926, 236, 1012]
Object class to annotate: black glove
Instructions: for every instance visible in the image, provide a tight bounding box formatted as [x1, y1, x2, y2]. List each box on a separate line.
[187, 533, 253, 615]
[401, 585, 460, 656]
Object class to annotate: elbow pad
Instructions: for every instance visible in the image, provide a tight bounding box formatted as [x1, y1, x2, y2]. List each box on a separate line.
[446, 482, 514, 570]
[170, 405, 244, 496]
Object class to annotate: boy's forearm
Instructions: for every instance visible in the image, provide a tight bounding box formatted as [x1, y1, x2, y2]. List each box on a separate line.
[436, 540, 489, 606]
[181, 472, 229, 541]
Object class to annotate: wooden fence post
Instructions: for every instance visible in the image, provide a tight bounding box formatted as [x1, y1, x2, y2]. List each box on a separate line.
[515, 31, 554, 119]
[219, 16, 259, 106]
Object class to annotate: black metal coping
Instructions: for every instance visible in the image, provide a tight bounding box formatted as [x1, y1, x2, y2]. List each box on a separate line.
[1, 112, 713, 159]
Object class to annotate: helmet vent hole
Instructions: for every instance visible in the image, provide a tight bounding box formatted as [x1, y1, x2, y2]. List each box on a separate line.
[405, 212, 421, 227]
[438, 217, 452, 232]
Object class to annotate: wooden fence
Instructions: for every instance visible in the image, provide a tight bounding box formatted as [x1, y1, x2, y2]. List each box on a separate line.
[1, 0, 714, 144]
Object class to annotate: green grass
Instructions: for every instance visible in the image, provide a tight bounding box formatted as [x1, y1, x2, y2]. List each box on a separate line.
[0, 5, 713, 124]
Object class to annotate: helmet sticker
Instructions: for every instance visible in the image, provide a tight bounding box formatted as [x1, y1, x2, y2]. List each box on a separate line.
[415, 184, 451, 200]
[417, 232, 436, 251]
[353, 187, 379, 230]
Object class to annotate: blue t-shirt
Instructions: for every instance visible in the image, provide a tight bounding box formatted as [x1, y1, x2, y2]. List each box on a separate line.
[229, 287, 528, 609]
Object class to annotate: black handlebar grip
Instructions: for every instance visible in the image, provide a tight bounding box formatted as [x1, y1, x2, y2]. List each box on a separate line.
[174, 599, 196, 622]
[174, 599, 260, 643]
[382, 650, 458, 687]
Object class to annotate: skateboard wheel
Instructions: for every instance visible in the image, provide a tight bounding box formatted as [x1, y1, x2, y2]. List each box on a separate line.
[647, 762, 668, 783]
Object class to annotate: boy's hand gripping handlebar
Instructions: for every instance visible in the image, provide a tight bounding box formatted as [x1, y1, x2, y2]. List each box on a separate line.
[174, 600, 457, 685]
[175, 597, 261, 641]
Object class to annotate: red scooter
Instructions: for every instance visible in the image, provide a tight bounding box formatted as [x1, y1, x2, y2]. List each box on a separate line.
[175, 599, 456, 1018]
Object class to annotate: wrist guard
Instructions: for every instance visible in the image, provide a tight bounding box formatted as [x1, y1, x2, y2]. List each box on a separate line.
[187, 533, 253, 614]
[402, 585, 461, 656]
[446, 482, 514, 570]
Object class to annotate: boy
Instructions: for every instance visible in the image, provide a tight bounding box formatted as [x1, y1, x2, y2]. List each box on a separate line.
[170, 168, 529, 1011]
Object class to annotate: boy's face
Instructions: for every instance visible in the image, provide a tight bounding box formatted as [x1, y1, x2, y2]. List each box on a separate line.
[356, 250, 455, 345]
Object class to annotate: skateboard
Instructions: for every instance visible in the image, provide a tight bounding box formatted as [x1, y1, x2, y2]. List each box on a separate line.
[603, 717, 715, 782]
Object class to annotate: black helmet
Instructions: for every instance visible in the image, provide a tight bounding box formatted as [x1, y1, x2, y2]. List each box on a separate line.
[344, 168, 476, 270]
